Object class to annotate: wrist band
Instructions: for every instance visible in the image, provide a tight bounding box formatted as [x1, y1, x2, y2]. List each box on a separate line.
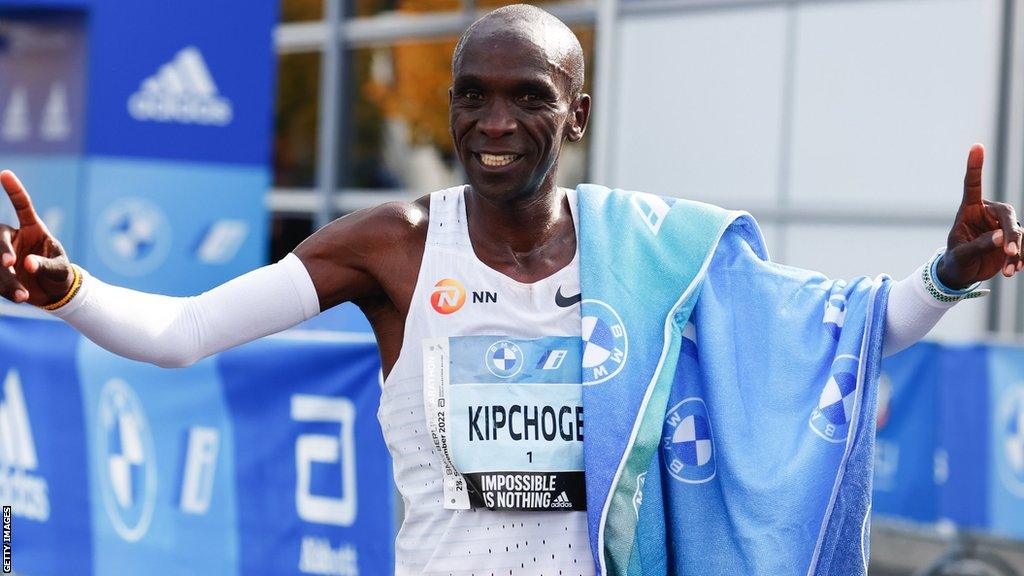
[924, 250, 988, 303]
[40, 264, 83, 311]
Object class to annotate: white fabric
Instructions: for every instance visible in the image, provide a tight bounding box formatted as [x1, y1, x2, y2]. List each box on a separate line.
[882, 263, 957, 357]
[382, 186, 594, 576]
[49, 253, 319, 368]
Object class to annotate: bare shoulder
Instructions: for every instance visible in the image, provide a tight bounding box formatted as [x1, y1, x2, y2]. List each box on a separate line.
[293, 194, 432, 309]
[296, 195, 430, 258]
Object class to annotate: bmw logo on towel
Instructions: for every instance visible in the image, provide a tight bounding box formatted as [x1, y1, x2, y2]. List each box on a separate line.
[998, 384, 1024, 496]
[662, 397, 716, 484]
[810, 355, 860, 443]
[581, 299, 628, 385]
[823, 294, 847, 341]
[97, 378, 157, 542]
[486, 340, 524, 379]
[95, 197, 171, 276]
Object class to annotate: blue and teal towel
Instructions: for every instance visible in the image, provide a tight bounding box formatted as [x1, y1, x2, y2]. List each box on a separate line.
[576, 185, 891, 575]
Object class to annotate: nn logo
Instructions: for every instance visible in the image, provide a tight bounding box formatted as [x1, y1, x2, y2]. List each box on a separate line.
[471, 291, 497, 304]
[0, 369, 50, 522]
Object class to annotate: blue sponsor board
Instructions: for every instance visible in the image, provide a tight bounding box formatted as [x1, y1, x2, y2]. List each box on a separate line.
[80, 158, 267, 294]
[77, 341, 239, 575]
[0, 316, 91, 574]
[0, 13, 87, 155]
[0, 0, 275, 297]
[0, 155, 83, 257]
[83, 0, 277, 166]
[986, 345, 1024, 539]
[873, 343, 940, 523]
[219, 334, 394, 576]
[937, 345, 990, 528]
[0, 313, 393, 576]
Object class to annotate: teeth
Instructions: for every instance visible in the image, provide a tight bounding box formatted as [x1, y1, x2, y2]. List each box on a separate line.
[480, 153, 517, 167]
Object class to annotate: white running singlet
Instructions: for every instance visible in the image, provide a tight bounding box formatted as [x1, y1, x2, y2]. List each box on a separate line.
[380, 185, 595, 575]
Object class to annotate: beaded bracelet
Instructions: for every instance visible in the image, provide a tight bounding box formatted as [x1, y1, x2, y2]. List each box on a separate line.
[40, 264, 82, 311]
[922, 250, 988, 304]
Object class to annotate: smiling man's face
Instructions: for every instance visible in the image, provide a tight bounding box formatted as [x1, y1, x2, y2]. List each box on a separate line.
[449, 16, 589, 204]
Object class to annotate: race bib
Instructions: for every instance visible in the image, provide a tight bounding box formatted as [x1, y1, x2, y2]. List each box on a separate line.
[423, 336, 585, 511]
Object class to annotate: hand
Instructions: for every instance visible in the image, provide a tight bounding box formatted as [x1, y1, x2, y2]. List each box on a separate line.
[936, 144, 1023, 290]
[0, 170, 74, 306]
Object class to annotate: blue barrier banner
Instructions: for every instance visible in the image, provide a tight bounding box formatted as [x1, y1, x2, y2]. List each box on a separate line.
[0, 316, 91, 574]
[874, 343, 941, 522]
[0, 314, 393, 575]
[937, 345, 991, 529]
[987, 345, 1024, 539]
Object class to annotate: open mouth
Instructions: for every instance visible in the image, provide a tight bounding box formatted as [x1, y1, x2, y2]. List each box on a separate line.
[476, 153, 522, 168]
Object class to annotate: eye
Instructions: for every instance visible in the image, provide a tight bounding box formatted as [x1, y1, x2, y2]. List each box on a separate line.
[462, 90, 484, 101]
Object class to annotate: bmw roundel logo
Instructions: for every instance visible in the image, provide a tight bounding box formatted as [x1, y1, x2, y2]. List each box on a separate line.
[998, 384, 1024, 497]
[823, 294, 847, 341]
[486, 340, 524, 379]
[95, 197, 171, 276]
[96, 378, 157, 542]
[662, 397, 716, 484]
[581, 299, 628, 385]
[810, 354, 860, 443]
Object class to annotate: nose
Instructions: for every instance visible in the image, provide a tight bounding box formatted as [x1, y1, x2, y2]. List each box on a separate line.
[477, 99, 516, 139]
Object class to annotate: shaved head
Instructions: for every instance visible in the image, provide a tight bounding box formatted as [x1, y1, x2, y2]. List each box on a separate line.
[453, 4, 585, 97]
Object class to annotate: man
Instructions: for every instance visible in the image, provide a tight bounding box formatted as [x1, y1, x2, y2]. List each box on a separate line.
[0, 4, 1020, 575]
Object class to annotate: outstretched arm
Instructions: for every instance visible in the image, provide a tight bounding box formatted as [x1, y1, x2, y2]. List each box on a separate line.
[0, 170, 400, 368]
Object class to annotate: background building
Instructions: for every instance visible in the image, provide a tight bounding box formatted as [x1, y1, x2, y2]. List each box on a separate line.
[271, 0, 1024, 340]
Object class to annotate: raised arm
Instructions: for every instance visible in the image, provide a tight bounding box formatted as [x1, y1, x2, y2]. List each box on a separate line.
[883, 144, 1021, 356]
[0, 170, 417, 368]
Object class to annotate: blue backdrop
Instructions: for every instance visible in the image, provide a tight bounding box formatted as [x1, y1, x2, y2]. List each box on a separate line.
[873, 341, 1024, 540]
[0, 0, 277, 294]
[0, 313, 393, 575]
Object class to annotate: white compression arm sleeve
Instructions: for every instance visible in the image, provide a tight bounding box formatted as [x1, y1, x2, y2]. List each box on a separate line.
[883, 262, 958, 357]
[48, 253, 321, 368]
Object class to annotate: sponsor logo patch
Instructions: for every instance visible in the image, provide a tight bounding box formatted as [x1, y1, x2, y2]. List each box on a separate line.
[128, 46, 233, 126]
[662, 397, 716, 484]
[97, 378, 157, 542]
[485, 340, 525, 379]
[581, 300, 628, 385]
[430, 278, 466, 315]
[0, 369, 50, 522]
[810, 355, 860, 443]
[95, 197, 172, 276]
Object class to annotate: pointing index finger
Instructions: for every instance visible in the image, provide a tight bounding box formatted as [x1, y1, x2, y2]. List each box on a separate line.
[0, 170, 40, 228]
[962, 143, 985, 206]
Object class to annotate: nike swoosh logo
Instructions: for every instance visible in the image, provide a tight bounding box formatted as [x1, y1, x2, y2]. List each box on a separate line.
[555, 286, 582, 308]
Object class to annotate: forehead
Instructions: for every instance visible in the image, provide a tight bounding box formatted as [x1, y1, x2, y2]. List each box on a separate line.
[454, 24, 568, 88]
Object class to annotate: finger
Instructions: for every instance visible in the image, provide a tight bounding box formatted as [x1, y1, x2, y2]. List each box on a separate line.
[961, 143, 985, 206]
[988, 202, 1022, 257]
[0, 227, 14, 268]
[952, 228, 1003, 262]
[0, 170, 40, 228]
[23, 254, 70, 283]
[0, 264, 28, 303]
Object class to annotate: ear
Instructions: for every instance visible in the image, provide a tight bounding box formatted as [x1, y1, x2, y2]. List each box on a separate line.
[566, 93, 591, 142]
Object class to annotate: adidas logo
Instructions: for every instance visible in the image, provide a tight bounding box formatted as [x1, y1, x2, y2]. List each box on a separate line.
[550, 491, 573, 508]
[0, 369, 37, 470]
[127, 46, 233, 126]
[0, 369, 51, 522]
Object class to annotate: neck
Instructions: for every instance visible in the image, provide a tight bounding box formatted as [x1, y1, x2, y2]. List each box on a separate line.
[464, 176, 576, 278]
[466, 178, 569, 250]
